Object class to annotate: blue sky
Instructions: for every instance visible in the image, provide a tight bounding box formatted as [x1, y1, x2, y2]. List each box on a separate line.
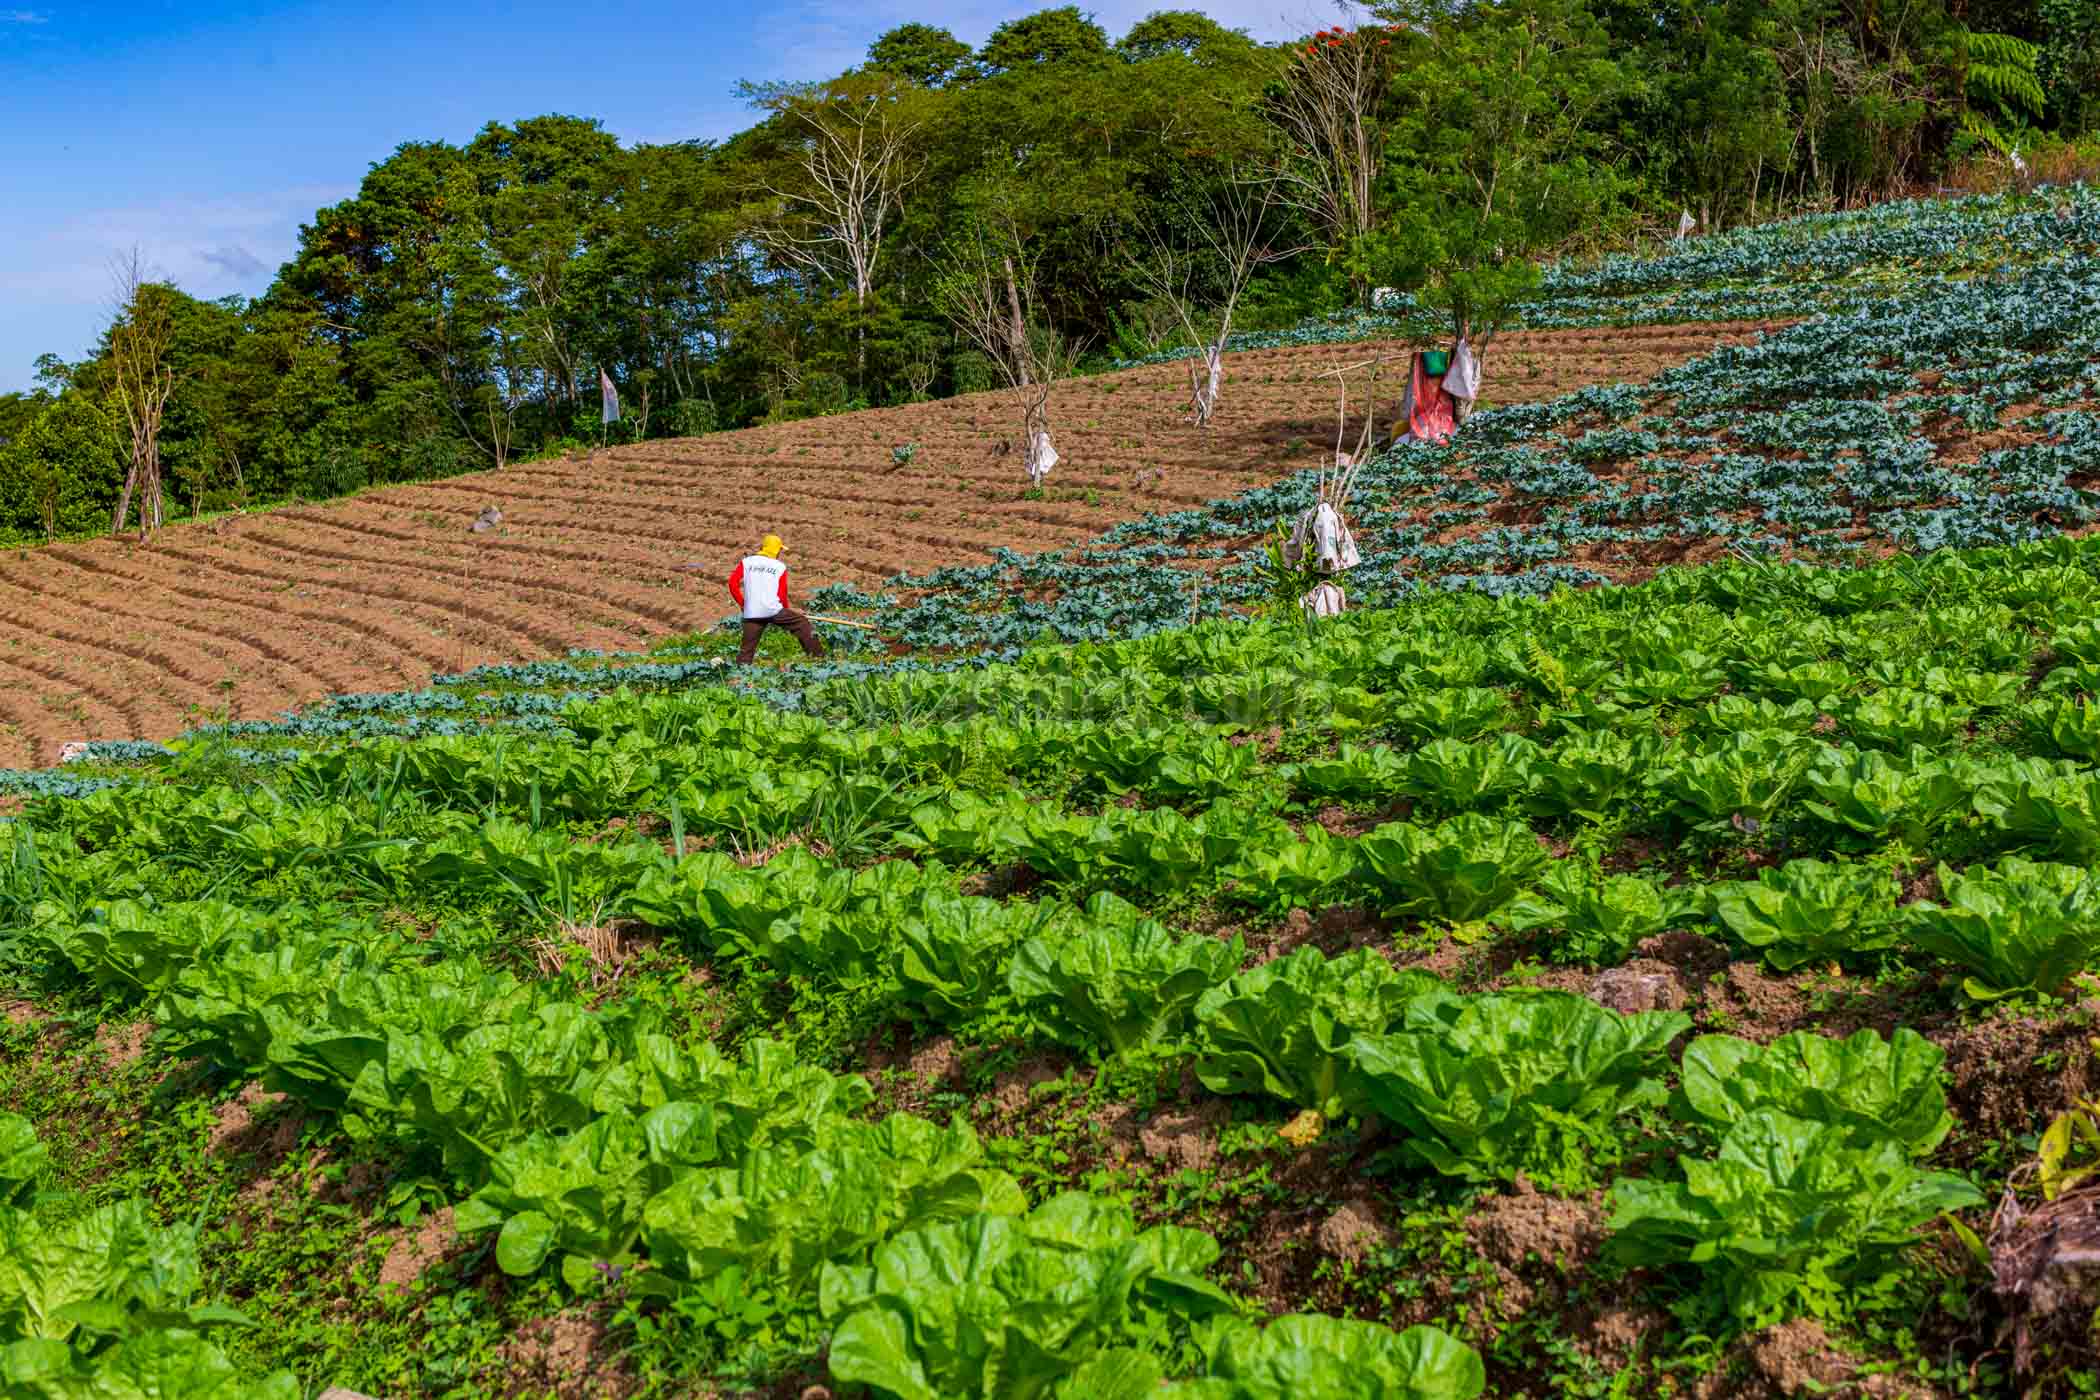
[0, 0, 1337, 393]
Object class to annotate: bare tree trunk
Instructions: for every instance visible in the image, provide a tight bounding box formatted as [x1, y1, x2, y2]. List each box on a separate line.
[105, 248, 176, 539]
[935, 226, 1085, 493]
[112, 460, 139, 537]
[1126, 169, 1303, 430]
[1002, 258, 1031, 388]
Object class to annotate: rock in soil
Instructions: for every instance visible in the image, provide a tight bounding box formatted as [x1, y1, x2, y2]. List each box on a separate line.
[1139, 1101, 1228, 1173]
[1588, 958, 1689, 1015]
[1315, 1198, 1395, 1262]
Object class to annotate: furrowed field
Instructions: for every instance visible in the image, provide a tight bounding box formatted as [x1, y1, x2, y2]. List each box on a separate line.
[3, 188, 2099, 1399]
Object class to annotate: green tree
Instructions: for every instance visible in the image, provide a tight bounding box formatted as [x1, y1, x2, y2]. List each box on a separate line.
[0, 392, 119, 543]
[2038, 0, 2099, 130]
[1117, 10, 1260, 66]
[1353, 0, 1640, 344]
[979, 6, 1110, 72]
[867, 23, 975, 86]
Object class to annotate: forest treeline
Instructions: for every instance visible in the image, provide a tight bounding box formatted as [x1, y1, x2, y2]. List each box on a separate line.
[3, 0, 2096, 543]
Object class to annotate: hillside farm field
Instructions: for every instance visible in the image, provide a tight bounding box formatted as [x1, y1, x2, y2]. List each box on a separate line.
[4, 191, 2100, 1400]
[0, 322, 1773, 769]
[6, 540, 2100, 1397]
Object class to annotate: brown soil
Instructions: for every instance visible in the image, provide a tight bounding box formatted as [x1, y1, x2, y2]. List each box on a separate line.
[1252, 903, 1391, 965]
[494, 1308, 630, 1399]
[93, 1020, 152, 1070]
[1314, 1197, 1396, 1262]
[1940, 1005, 2099, 1153]
[1689, 1317, 1953, 1399]
[0, 323, 1773, 767]
[1705, 962, 1815, 1042]
[1636, 929, 1733, 981]
[1137, 1100, 1230, 1174]
[377, 1206, 462, 1296]
[207, 1081, 295, 1156]
[987, 1053, 1070, 1120]
[905, 1034, 963, 1090]
[1463, 1176, 1610, 1325]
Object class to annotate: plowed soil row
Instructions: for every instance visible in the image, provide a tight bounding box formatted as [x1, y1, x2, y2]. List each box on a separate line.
[0, 322, 1776, 767]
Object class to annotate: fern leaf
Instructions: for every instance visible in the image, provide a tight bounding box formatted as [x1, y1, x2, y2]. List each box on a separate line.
[1962, 29, 2047, 120]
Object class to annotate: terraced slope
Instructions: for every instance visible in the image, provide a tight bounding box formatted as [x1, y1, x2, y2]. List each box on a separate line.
[0, 322, 1771, 768]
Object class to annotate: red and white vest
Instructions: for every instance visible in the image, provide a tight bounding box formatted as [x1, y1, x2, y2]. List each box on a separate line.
[733, 555, 788, 619]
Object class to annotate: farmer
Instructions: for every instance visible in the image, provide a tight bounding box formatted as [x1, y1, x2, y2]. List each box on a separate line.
[728, 533, 826, 665]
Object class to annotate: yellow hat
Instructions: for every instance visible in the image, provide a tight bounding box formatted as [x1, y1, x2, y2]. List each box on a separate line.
[760, 534, 783, 558]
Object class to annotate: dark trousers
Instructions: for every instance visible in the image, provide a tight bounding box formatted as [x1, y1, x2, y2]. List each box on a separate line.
[737, 608, 826, 663]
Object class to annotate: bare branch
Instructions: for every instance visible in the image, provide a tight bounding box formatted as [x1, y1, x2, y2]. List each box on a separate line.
[752, 76, 928, 304]
[933, 222, 1087, 488]
[1124, 167, 1308, 426]
[105, 247, 177, 538]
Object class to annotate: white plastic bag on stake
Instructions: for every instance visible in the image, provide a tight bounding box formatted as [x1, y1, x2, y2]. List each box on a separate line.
[1302, 581, 1346, 620]
[1026, 430, 1059, 485]
[1440, 338, 1480, 404]
[1677, 209, 1697, 240]
[1285, 501, 1360, 573]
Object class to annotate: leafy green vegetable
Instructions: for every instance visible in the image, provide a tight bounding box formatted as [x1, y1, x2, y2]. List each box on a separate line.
[1163, 1315, 1485, 1399]
[0, 1328, 300, 1398]
[1607, 1110, 1983, 1323]
[644, 1115, 1025, 1294]
[1801, 746, 1973, 847]
[1398, 736, 1537, 814]
[1525, 732, 1664, 824]
[0, 1115, 45, 1209]
[1225, 828, 1357, 914]
[0, 1115, 293, 1398]
[1972, 763, 2100, 864]
[1655, 730, 1814, 828]
[896, 892, 1068, 1020]
[1008, 897, 1242, 1056]
[1349, 991, 1687, 1184]
[1901, 857, 2100, 999]
[1355, 815, 1548, 923]
[1386, 687, 1510, 743]
[1505, 865, 1702, 965]
[0, 1199, 227, 1344]
[1840, 688, 1973, 751]
[820, 1193, 1237, 1400]
[1710, 859, 1899, 970]
[1678, 1028, 1955, 1155]
[1194, 949, 1446, 1118]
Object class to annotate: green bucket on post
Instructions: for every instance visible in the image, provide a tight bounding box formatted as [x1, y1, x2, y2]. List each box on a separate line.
[1423, 349, 1450, 376]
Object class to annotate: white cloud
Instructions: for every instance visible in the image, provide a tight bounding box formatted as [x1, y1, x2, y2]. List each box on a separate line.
[200, 244, 267, 281]
[0, 9, 49, 23]
[0, 183, 348, 304]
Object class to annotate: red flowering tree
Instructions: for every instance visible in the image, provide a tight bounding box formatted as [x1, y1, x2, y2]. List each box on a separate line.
[1263, 23, 1409, 305]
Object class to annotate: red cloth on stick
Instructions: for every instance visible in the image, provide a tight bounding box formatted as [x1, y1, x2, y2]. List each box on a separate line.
[1407, 354, 1457, 444]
